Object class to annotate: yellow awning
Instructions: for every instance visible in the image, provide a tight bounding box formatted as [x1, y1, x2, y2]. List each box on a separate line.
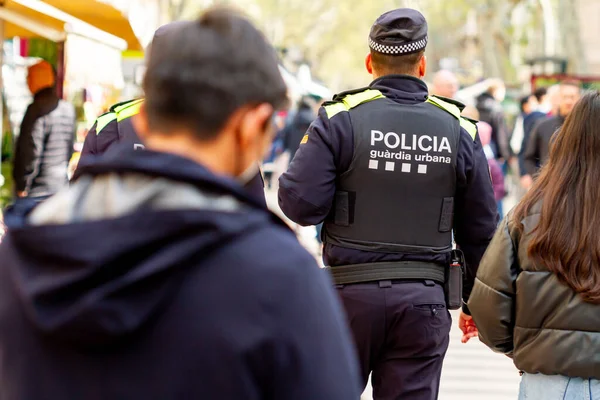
[0, 0, 66, 41]
[0, 0, 141, 51]
[41, 0, 142, 51]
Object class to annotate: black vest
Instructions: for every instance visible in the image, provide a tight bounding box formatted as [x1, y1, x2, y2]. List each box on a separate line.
[324, 92, 464, 255]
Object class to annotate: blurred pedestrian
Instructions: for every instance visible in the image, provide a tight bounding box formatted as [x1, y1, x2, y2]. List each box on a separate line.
[262, 111, 286, 189]
[74, 22, 268, 206]
[476, 80, 512, 162]
[533, 87, 548, 112]
[478, 121, 505, 217]
[279, 8, 497, 399]
[468, 90, 600, 399]
[282, 96, 316, 163]
[0, 9, 361, 400]
[12, 60, 75, 203]
[515, 94, 546, 176]
[431, 69, 459, 99]
[463, 106, 505, 217]
[543, 84, 561, 116]
[521, 80, 581, 189]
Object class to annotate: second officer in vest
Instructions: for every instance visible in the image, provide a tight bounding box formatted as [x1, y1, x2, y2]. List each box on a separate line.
[278, 8, 498, 399]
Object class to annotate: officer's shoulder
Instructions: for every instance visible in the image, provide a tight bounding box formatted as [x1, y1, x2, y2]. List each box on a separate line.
[109, 98, 144, 113]
[94, 111, 118, 135]
[432, 95, 467, 111]
[427, 95, 477, 141]
[323, 87, 385, 119]
[106, 98, 144, 124]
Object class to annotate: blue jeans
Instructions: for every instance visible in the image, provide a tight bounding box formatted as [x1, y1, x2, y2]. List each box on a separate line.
[315, 222, 323, 244]
[520, 373, 600, 399]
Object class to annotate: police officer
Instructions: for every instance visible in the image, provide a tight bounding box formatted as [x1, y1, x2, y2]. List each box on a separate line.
[278, 8, 498, 399]
[75, 21, 267, 205]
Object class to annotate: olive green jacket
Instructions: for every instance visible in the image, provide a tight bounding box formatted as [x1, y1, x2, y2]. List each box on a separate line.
[469, 203, 600, 378]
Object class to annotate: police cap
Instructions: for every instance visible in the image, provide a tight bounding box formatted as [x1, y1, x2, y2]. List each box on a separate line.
[369, 8, 428, 56]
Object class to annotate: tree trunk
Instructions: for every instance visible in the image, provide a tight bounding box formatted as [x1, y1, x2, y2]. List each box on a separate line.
[477, 0, 522, 80]
[557, 0, 587, 73]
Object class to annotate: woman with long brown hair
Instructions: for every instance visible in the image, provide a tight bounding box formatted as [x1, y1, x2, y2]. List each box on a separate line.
[468, 90, 600, 399]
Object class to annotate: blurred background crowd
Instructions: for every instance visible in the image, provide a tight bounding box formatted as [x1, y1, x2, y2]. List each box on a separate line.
[0, 0, 599, 214]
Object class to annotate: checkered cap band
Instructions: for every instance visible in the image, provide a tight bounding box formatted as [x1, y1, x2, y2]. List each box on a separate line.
[369, 36, 428, 55]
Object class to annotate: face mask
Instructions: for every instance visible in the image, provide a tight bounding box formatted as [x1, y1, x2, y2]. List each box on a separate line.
[234, 119, 271, 185]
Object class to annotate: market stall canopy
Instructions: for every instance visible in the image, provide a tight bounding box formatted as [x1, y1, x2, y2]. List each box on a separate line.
[41, 0, 142, 51]
[0, 0, 140, 50]
[0, 0, 130, 89]
[0, 0, 66, 42]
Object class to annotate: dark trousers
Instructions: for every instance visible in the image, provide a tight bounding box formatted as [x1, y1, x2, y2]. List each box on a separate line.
[336, 281, 451, 400]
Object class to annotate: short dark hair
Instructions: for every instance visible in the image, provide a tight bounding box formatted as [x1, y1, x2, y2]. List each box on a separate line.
[370, 50, 424, 76]
[143, 8, 288, 139]
[533, 87, 547, 102]
[520, 95, 533, 112]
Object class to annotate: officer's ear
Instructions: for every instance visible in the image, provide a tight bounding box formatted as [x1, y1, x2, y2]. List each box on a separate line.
[365, 53, 374, 75]
[132, 103, 150, 141]
[418, 55, 427, 79]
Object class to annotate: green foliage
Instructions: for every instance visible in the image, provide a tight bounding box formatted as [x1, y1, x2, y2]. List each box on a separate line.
[27, 39, 59, 69]
[170, 0, 582, 88]
[0, 162, 13, 209]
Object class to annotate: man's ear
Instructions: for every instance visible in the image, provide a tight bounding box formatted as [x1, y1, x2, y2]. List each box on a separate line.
[365, 53, 373, 75]
[419, 55, 427, 78]
[132, 103, 150, 141]
[236, 103, 274, 148]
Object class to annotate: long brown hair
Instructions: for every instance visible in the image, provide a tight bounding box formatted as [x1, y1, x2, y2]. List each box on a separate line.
[514, 90, 600, 303]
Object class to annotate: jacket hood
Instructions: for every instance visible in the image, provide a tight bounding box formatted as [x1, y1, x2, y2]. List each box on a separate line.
[1, 148, 285, 349]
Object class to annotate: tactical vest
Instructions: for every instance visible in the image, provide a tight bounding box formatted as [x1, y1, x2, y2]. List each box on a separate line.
[323, 89, 476, 256]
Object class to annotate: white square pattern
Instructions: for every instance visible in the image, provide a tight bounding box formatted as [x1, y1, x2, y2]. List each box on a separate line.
[385, 162, 395, 171]
[418, 164, 428, 174]
[368, 36, 428, 55]
[369, 160, 379, 170]
[401, 163, 411, 173]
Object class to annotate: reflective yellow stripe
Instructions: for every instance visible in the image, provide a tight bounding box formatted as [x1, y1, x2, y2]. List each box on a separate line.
[114, 98, 144, 113]
[426, 96, 477, 141]
[300, 134, 309, 144]
[342, 89, 385, 109]
[116, 100, 144, 122]
[459, 118, 477, 140]
[426, 96, 461, 118]
[95, 112, 117, 135]
[324, 89, 385, 119]
[324, 102, 347, 119]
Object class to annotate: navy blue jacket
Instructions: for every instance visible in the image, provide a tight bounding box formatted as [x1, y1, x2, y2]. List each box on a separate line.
[0, 148, 361, 400]
[78, 99, 267, 206]
[278, 75, 498, 307]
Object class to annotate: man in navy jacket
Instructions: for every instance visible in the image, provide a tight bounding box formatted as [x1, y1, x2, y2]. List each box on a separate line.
[0, 9, 360, 400]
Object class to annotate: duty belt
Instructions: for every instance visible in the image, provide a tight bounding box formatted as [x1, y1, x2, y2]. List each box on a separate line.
[325, 261, 446, 285]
